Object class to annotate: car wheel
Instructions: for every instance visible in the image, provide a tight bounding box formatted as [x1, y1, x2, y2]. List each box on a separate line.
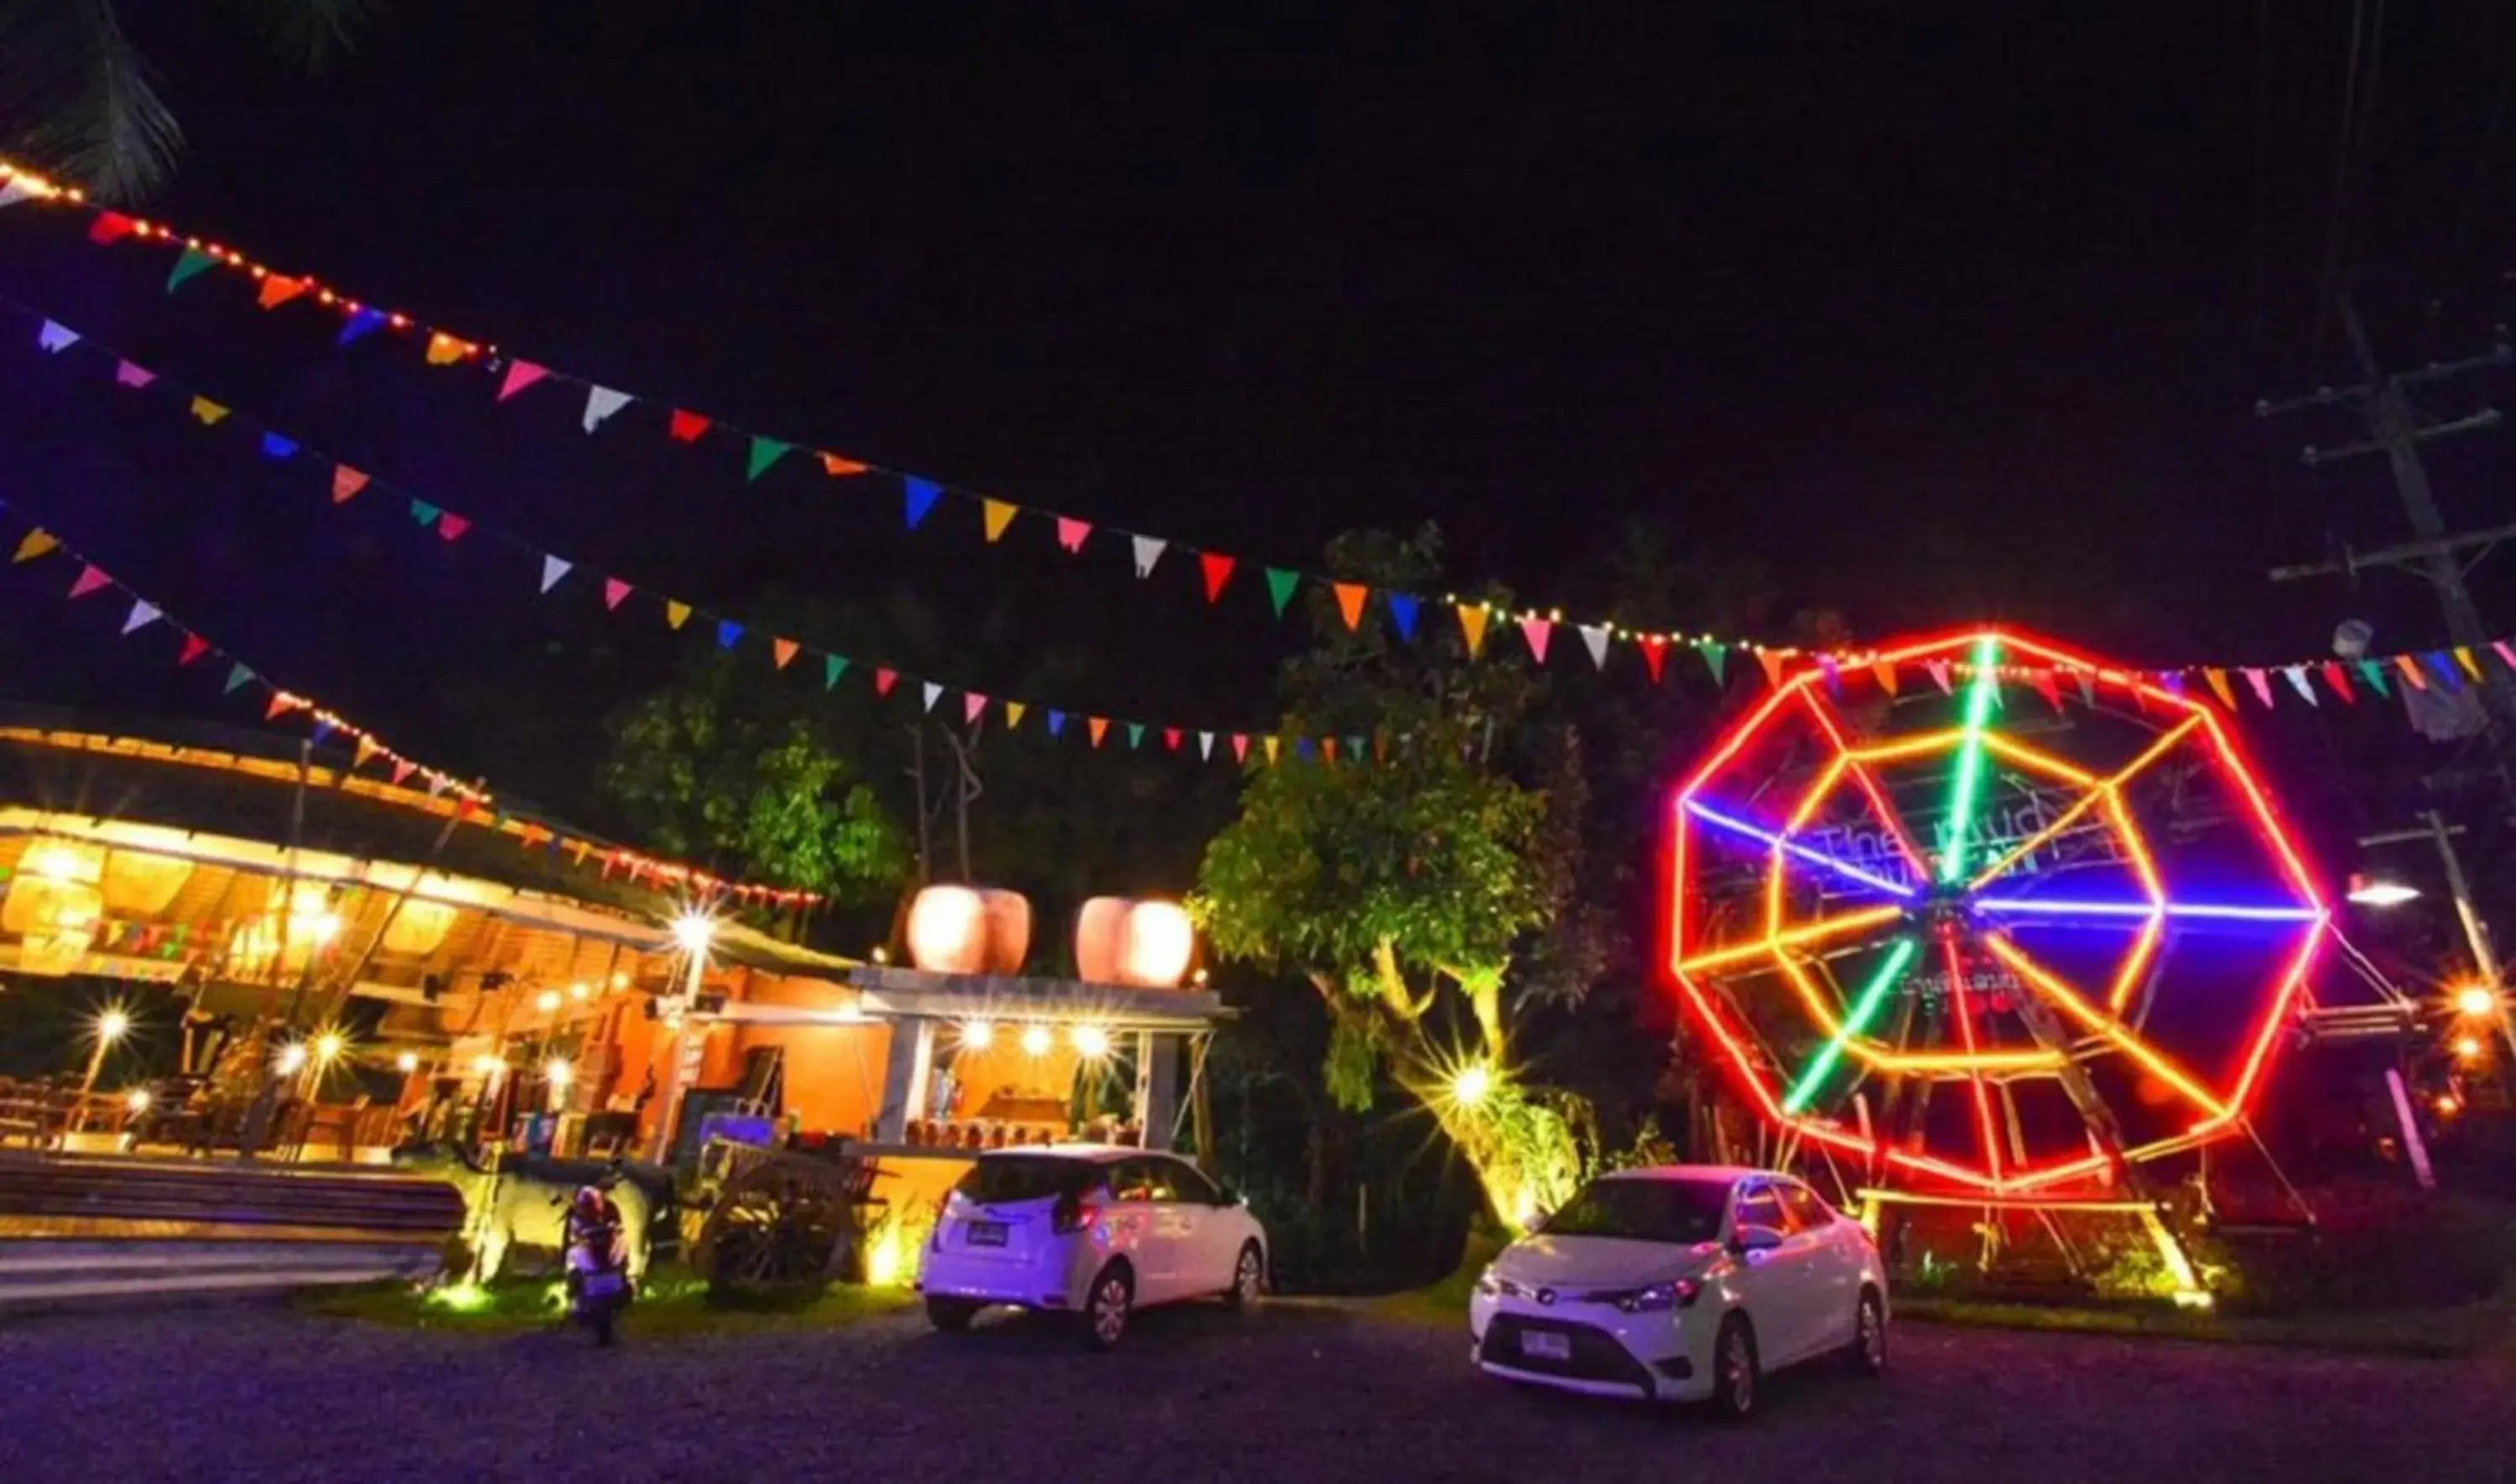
[1083, 1263, 1134, 1352]
[1708, 1315, 1759, 1423]
[1223, 1243, 1265, 1311]
[926, 1297, 979, 1334]
[1845, 1287, 1887, 1376]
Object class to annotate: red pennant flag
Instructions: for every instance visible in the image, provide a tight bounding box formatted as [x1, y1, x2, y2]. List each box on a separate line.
[1088, 716, 1110, 747]
[265, 693, 292, 720]
[435, 513, 471, 542]
[820, 452, 869, 477]
[1520, 617, 1552, 664]
[2322, 660, 2355, 703]
[1198, 552, 1235, 603]
[1322, 737, 1339, 765]
[2030, 669, 2062, 711]
[330, 464, 369, 503]
[1637, 636, 1668, 683]
[66, 564, 111, 599]
[176, 633, 208, 666]
[1754, 648, 1786, 688]
[873, 668, 898, 697]
[964, 692, 989, 724]
[771, 638, 800, 669]
[668, 409, 710, 442]
[602, 578, 632, 610]
[89, 211, 135, 244]
[1333, 583, 1369, 630]
[257, 275, 309, 309]
[498, 361, 548, 401]
[1057, 516, 1092, 553]
[390, 759, 417, 787]
[1163, 727, 1183, 751]
[1232, 734, 1250, 763]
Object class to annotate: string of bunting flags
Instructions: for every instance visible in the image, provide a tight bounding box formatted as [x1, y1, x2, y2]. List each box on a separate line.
[5, 298, 1396, 771]
[0, 501, 824, 907]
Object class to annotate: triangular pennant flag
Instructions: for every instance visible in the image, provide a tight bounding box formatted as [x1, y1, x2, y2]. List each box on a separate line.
[2077, 670, 2097, 708]
[114, 360, 154, 388]
[874, 667, 897, 697]
[436, 513, 470, 542]
[772, 638, 800, 670]
[2456, 646, 2485, 682]
[2357, 658, 2390, 697]
[1264, 736, 1281, 765]
[2424, 651, 2461, 690]
[1699, 641, 1724, 686]
[2323, 661, 2355, 703]
[1926, 660, 1952, 693]
[176, 633, 208, 666]
[257, 275, 309, 309]
[664, 600, 692, 630]
[1198, 731, 1214, 760]
[390, 758, 417, 787]
[266, 693, 295, 721]
[983, 499, 1018, 542]
[497, 361, 548, 401]
[67, 564, 111, 599]
[1005, 701, 1027, 729]
[1162, 727, 1183, 752]
[2031, 669, 2063, 711]
[2204, 668, 2238, 708]
[1232, 734, 1250, 763]
[602, 577, 632, 610]
[1458, 604, 1490, 657]
[1874, 661, 1900, 695]
[1755, 649, 1786, 688]
[87, 211, 134, 244]
[165, 246, 216, 293]
[921, 682, 944, 713]
[1088, 717, 1110, 747]
[224, 662, 253, 694]
[1388, 593, 1419, 641]
[536, 555, 572, 594]
[2398, 654, 2430, 691]
[35, 320, 76, 353]
[338, 308, 386, 345]
[424, 333, 470, 366]
[1056, 516, 1091, 553]
[330, 464, 368, 503]
[259, 433, 297, 459]
[820, 452, 869, 477]
[823, 654, 849, 690]
[1334, 584, 1370, 631]
[1047, 710, 1067, 737]
[1578, 624, 1610, 670]
[745, 437, 793, 482]
[1636, 636, 1668, 682]
[1131, 534, 1167, 578]
[1198, 552, 1235, 603]
[2497, 641, 2516, 674]
[903, 477, 941, 529]
[964, 692, 989, 724]
[0, 178, 36, 210]
[188, 396, 229, 425]
[1520, 616, 1553, 664]
[1322, 737, 1339, 765]
[1265, 568, 1299, 618]
[352, 735, 382, 770]
[12, 530, 58, 563]
[121, 599, 160, 635]
[715, 619, 743, 650]
[2242, 667, 2274, 708]
[1127, 723, 1147, 750]
[582, 386, 630, 433]
[668, 408, 710, 443]
[2283, 666, 2318, 705]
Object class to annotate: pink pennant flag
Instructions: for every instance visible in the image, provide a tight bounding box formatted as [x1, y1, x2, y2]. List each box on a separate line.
[497, 361, 548, 402]
[1926, 661, 1953, 693]
[1056, 516, 1091, 553]
[1519, 617, 1552, 665]
[435, 513, 471, 542]
[1231, 734, 1250, 763]
[114, 361, 154, 389]
[964, 692, 989, 724]
[602, 577, 632, 610]
[66, 564, 111, 599]
[2243, 667, 2275, 708]
[391, 759, 417, 787]
[2493, 641, 2516, 673]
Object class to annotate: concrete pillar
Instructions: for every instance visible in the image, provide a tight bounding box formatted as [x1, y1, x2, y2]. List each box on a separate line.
[874, 1020, 937, 1144]
[1136, 1030, 1180, 1150]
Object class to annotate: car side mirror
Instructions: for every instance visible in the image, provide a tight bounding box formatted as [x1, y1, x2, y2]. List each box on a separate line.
[1730, 1225, 1786, 1254]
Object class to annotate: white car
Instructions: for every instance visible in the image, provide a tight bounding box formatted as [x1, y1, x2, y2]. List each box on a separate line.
[1469, 1165, 1887, 1419]
[919, 1145, 1269, 1349]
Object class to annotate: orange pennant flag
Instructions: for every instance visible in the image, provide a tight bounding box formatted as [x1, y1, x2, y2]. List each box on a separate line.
[981, 499, 1017, 542]
[2203, 668, 2238, 708]
[2395, 654, 2428, 690]
[771, 638, 800, 670]
[1005, 701, 1027, 729]
[1333, 583, 1369, 631]
[1754, 648, 1786, 688]
[1457, 604, 1489, 658]
[257, 275, 310, 309]
[12, 530, 58, 563]
[424, 333, 470, 365]
[1873, 661, 1898, 695]
[188, 396, 229, 425]
[1088, 717, 1110, 748]
[820, 452, 869, 477]
[330, 465, 369, 503]
[665, 601, 692, 630]
[1322, 737, 1339, 764]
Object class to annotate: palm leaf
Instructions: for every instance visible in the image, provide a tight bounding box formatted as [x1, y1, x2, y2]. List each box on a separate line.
[0, 0, 183, 202]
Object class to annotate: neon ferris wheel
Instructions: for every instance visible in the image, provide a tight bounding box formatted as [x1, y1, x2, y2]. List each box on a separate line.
[1665, 628, 2330, 1207]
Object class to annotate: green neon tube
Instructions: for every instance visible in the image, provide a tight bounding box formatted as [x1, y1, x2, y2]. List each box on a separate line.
[1781, 938, 1917, 1114]
[1937, 635, 2003, 884]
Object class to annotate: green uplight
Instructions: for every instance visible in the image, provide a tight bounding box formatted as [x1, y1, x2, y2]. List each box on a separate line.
[427, 1281, 491, 1312]
[1937, 635, 2003, 884]
[1781, 938, 1918, 1114]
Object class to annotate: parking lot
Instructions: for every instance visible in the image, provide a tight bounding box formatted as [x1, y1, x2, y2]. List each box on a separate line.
[0, 1299, 2504, 1482]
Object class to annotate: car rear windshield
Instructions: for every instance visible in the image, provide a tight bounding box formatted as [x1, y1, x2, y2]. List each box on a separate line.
[954, 1155, 1105, 1206]
[1539, 1177, 1731, 1244]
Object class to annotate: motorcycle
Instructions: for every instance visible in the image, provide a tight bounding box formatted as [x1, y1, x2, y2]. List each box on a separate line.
[563, 1195, 632, 1346]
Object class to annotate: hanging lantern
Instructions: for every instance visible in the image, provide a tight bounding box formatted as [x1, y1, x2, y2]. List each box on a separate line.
[905, 885, 1032, 975]
[1074, 898, 1196, 988]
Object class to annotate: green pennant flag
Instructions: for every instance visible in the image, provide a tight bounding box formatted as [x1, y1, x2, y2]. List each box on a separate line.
[165, 246, 216, 293]
[1265, 568, 1299, 618]
[746, 435, 793, 483]
[409, 499, 441, 529]
[823, 654, 849, 690]
[2356, 657, 2390, 697]
[1702, 642, 1727, 685]
[223, 662, 252, 694]
[1125, 722, 1146, 750]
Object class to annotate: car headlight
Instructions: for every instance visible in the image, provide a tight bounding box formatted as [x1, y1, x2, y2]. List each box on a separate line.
[1608, 1279, 1702, 1314]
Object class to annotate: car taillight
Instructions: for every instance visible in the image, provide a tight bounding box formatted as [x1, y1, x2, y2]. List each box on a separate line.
[1053, 1191, 1103, 1234]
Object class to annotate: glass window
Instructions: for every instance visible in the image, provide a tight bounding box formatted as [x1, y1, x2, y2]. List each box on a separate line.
[953, 1155, 1103, 1206]
[1160, 1159, 1223, 1206]
[1778, 1183, 1834, 1232]
[1535, 1175, 1732, 1245]
[1730, 1184, 1786, 1237]
[1110, 1159, 1162, 1203]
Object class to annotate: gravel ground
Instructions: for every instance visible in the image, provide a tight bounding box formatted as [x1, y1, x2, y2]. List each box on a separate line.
[0, 1299, 2507, 1483]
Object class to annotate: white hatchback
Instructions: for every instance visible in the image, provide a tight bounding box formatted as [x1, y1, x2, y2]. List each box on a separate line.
[1469, 1165, 1888, 1419]
[919, 1146, 1270, 1349]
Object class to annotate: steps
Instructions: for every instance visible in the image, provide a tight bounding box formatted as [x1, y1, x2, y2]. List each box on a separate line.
[0, 1239, 439, 1314]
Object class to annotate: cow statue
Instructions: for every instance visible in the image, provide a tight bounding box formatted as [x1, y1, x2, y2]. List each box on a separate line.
[392, 1143, 671, 1286]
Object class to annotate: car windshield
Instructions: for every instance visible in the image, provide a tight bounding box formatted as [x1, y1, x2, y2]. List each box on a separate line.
[1538, 1176, 1732, 1245]
[954, 1155, 1105, 1206]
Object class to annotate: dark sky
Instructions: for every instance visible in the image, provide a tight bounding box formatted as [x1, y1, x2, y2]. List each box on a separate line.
[5, 3, 2516, 825]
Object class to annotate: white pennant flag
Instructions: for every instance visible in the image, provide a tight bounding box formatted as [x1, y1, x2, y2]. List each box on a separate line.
[539, 554, 573, 593]
[1198, 731, 1214, 760]
[1578, 624, 1610, 670]
[1131, 534, 1167, 578]
[921, 682, 943, 713]
[122, 600, 160, 635]
[2283, 666, 2319, 706]
[36, 320, 77, 353]
[0, 179, 37, 210]
[582, 385, 630, 433]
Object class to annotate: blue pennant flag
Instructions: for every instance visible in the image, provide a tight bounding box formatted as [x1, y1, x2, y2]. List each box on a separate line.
[260, 433, 298, 459]
[1047, 710, 1067, 737]
[2425, 651, 2465, 691]
[903, 477, 941, 530]
[338, 309, 387, 346]
[716, 619, 743, 650]
[1387, 593, 1419, 641]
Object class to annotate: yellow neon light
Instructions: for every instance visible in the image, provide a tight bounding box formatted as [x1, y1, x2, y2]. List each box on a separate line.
[1985, 935, 2225, 1119]
[1676, 905, 1905, 975]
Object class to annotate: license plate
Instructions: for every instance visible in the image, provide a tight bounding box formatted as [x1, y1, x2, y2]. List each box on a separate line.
[1519, 1331, 1572, 1361]
[964, 1221, 1008, 1248]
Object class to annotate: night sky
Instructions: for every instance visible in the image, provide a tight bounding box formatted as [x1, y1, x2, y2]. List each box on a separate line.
[4, 3, 2516, 833]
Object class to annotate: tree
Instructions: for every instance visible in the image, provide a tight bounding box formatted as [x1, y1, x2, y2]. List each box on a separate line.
[1194, 525, 1589, 1228]
[0, 0, 382, 201]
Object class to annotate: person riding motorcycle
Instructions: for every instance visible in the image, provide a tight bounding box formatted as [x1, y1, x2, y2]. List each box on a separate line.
[564, 1186, 626, 1282]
